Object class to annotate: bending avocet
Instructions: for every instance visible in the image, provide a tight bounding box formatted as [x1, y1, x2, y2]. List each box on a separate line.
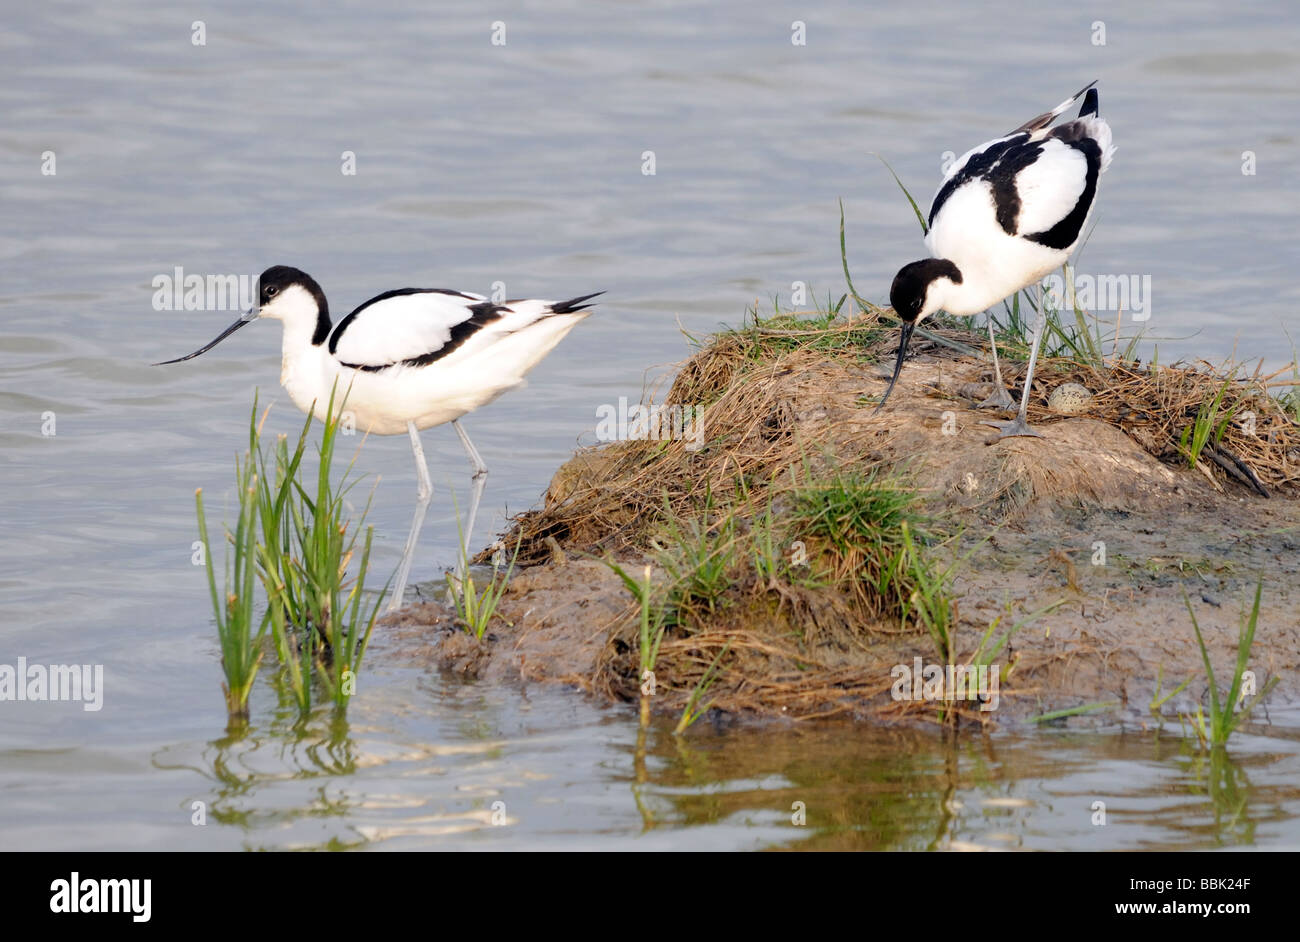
[877, 80, 1115, 438]
[157, 265, 601, 609]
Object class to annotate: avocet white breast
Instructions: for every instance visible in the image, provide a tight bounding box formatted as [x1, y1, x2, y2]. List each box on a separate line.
[876, 81, 1115, 438]
[157, 265, 602, 609]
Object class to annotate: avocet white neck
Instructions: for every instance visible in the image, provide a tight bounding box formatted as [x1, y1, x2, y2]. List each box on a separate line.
[260, 283, 337, 422]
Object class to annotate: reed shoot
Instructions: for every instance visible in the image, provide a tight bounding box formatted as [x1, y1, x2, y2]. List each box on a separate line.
[194, 454, 267, 723]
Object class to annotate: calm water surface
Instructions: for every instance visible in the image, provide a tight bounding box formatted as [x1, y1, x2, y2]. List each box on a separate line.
[2, 0, 1298, 850]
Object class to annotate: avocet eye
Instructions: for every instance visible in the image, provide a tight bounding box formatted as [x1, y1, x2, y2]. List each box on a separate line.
[266, 285, 279, 297]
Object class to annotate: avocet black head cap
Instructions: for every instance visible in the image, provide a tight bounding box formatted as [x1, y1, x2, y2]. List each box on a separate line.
[889, 258, 962, 325]
[874, 258, 962, 414]
[257, 265, 316, 308]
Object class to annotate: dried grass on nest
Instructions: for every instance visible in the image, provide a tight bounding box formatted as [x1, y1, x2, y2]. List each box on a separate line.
[482, 314, 1299, 720]
[493, 315, 1299, 569]
[491, 319, 938, 567]
[1011, 357, 1300, 496]
[491, 359, 827, 566]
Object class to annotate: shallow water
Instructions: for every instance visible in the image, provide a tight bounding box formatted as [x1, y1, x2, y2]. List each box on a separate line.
[2, 0, 1299, 850]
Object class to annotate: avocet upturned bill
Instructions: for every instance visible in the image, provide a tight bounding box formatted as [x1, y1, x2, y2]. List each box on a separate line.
[156, 266, 602, 609]
[877, 80, 1115, 438]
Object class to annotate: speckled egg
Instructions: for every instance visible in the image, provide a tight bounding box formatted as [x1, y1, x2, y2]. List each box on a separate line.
[1048, 382, 1094, 414]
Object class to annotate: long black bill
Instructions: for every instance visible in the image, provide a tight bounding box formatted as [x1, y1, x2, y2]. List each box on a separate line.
[153, 309, 257, 365]
[872, 321, 915, 414]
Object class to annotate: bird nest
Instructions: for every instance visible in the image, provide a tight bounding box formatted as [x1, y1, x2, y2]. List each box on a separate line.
[446, 312, 1300, 722]
[500, 316, 1299, 566]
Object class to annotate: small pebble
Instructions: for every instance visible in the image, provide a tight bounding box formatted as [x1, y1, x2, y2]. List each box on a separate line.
[1048, 382, 1094, 414]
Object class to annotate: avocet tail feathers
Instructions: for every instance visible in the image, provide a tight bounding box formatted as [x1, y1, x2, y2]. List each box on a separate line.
[1013, 80, 1098, 134]
[548, 291, 604, 315]
[1079, 86, 1100, 118]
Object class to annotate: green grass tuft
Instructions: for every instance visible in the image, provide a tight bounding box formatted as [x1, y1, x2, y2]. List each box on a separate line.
[447, 515, 520, 641]
[791, 467, 944, 629]
[1183, 578, 1278, 748]
[200, 385, 386, 722]
[1178, 376, 1238, 470]
[195, 456, 266, 724]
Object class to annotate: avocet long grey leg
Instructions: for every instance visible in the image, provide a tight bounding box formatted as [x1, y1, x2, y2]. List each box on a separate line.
[451, 418, 489, 583]
[982, 286, 1045, 439]
[388, 420, 433, 611]
[976, 315, 1016, 411]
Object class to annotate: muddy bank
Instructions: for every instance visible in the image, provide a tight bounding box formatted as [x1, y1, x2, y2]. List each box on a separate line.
[380, 315, 1300, 725]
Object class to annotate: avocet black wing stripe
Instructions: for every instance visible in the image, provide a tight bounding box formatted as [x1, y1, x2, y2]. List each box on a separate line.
[1023, 137, 1102, 250]
[329, 288, 485, 356]
[330, 290, 494, 369]
[929, 133, 1098, 246]
[396, 303, 507, 369]
[928, 133, 1032, 232]
[337, 300, 506, 372]
[982, 141, 1050, 236]
[332, 291, 601, 373]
